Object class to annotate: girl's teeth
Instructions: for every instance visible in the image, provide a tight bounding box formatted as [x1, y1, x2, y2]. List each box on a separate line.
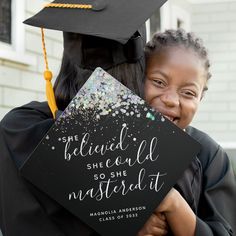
[164, 115, 173, 121]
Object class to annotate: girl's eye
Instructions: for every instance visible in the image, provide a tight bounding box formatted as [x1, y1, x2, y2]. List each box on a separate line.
[153, 79, 166, 87]
[182, 90, 197, 98]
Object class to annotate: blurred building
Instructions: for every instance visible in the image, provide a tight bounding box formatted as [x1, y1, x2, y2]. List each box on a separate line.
[0, 0, 236, 234]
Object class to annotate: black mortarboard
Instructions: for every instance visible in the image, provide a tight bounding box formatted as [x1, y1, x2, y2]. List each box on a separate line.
[24, 0, 167, 44]
[23, 0, 167, 118]
[21, 68, 201, 236]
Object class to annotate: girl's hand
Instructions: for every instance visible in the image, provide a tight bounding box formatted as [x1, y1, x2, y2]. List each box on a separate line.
[154, 188, 196, 236]
[155, 188, 180, 214]
[137, 212, 168, 236]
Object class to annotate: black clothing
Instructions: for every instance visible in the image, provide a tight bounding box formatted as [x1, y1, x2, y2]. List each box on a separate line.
[178, 126, 236, 235]
[0, 101, 236, 236]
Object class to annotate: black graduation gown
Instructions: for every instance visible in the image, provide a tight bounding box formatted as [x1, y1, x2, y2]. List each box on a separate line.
[0, 101, 235, 236]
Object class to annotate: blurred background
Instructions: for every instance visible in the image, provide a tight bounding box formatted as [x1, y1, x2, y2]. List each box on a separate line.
[0, 0, 236, 234]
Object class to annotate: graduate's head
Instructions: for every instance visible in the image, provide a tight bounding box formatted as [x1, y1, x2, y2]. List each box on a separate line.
[24, 0, 167, 117]
[144, 29, 211, 129]
[53, 28, 146, 110]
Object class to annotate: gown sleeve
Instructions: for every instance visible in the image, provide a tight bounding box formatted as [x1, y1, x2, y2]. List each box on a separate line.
[195, 138, 236, 235]
[0, 102, 65, 235]
[0, 102, 97, 236]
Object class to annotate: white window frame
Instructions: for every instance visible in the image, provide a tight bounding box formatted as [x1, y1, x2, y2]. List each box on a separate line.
[145, 20, 151, 42]
[146, 1, 192, 40]
[146, 2, 169, 42]
[160, 1, 171, 31]
[0, 0, 36, 65]
[160, 2, 191, 31]
[171, 5, 191, 31]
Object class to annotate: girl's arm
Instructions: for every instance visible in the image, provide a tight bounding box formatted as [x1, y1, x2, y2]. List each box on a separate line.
[155, 188, 196, 236]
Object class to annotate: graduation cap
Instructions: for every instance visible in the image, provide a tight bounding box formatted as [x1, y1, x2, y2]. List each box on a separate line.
[21, 67, 201, 236]
[24, 0, 167, 44]
[23, 0, 167, 119]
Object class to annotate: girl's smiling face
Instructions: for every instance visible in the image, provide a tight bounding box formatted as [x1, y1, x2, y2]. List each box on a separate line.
[144, 47, 207, 130]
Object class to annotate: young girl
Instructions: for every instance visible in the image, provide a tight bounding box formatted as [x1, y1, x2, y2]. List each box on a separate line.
[138, 29, 236, 236]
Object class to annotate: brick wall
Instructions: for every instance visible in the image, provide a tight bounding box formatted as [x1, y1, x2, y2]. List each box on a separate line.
[191, 1, 236, 143]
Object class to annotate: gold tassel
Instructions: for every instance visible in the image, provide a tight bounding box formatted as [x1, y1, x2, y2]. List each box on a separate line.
[41, 28, 58, 119]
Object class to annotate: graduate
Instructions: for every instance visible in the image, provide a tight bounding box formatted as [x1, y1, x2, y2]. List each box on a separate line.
[0, 0, 167, 235]
[138, 29, 236, 236]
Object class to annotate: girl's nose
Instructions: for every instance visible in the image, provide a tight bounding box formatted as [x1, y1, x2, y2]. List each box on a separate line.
[160, 90, 180, 107]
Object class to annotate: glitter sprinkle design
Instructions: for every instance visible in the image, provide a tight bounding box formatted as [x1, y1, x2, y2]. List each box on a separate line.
[146, 112, 155, 121]
[56, 68, 145, 125]
[161, 116, 165, 122]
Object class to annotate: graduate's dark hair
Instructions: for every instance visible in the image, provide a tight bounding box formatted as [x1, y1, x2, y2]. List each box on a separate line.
[145, 29, 211, 82]
[54, 40, 145, 111]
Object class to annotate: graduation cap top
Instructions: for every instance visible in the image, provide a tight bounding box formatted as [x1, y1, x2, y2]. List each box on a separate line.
[24, 0, 167, 44]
